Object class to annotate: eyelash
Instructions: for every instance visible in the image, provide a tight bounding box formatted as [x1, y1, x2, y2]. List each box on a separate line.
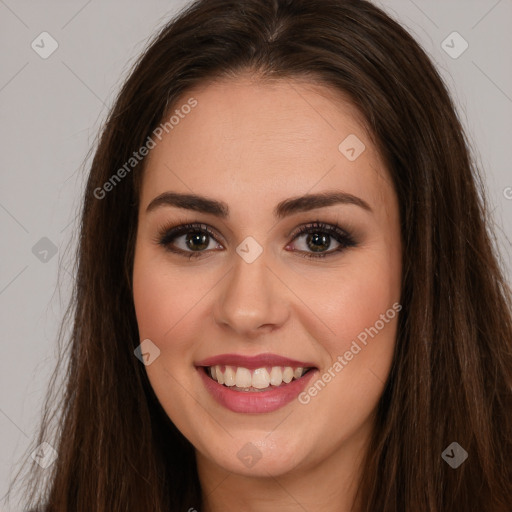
[154, 220, 356, 260]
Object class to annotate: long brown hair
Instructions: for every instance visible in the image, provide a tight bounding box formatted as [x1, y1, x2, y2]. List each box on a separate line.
[7, 0, 512, 510]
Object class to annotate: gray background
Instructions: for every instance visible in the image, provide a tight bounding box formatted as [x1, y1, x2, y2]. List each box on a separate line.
[1, 0, 511, 507]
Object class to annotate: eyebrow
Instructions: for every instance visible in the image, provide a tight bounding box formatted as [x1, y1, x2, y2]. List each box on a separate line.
[146, 190, 372, 218]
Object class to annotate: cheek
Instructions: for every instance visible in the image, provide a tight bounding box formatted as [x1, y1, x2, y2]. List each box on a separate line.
[132, 245, 228, 391]
[293, 259, 400, 445]
[132, 247, 208, 430]
[307, 250, 400, 347]
[297, 247, 401, 416]
[132, 246, 208, 348]
[132, 260, 176, 343]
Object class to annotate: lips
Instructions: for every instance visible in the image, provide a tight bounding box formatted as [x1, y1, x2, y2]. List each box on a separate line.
[196, 353, 316, 369]
[195, 353, 318, 413]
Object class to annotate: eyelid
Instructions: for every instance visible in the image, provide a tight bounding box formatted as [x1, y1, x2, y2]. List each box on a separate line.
[154, 221, 225, 247]
[288, 220, 353, 240]
[286, 221, 356, 259]
[154, 219, 357, 259]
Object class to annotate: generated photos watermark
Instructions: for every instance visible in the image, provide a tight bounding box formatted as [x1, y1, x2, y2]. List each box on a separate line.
[237, 441, 263, 468]
[134, 338, 161, 366]
[31, 442, 58, 469]
[93, 97, 198, 200]
[441, 441, 468, 469]
[298, 302, 402, 404]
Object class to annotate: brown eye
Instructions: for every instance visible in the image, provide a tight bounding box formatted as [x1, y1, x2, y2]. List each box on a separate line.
[183, 231, 210, 251]
[288, 221, 356, 259]
[156, 220, 356, 261]
[158, 223, 223, 258]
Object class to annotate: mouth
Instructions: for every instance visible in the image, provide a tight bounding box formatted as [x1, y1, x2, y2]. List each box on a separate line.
[195, 353, 318, 413]
[202, 365, 315, 392]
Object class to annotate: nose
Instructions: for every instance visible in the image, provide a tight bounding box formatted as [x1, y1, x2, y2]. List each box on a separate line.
[213, 249, 290, 338]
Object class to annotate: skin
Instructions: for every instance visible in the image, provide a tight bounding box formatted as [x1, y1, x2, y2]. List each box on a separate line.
[132, 75, 402, 512]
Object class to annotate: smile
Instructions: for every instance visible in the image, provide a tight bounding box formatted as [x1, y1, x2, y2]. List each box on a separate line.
[206, 365, 313, 391]
[195, 353, 318, 413]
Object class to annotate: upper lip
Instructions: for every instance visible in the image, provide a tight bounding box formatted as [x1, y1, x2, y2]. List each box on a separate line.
[195, 353, 316, 369]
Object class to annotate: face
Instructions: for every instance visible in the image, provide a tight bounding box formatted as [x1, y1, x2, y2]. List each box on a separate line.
[132, 76, 402, 482]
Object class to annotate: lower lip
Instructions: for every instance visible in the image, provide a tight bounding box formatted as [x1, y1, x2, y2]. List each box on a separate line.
[197, 367, 318, 413]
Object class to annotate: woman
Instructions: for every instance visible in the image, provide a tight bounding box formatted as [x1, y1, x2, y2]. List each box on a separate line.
[8, 0, 512, 510]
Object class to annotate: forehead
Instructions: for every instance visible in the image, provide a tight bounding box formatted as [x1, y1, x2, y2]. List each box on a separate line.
[140, 77, 393, 217]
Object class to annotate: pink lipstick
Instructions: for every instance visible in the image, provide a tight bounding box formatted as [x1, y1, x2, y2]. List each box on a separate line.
[196, 353, 318, 413]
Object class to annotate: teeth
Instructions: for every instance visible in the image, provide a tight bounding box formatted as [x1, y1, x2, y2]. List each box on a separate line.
[269, 366, 283, 386]
[216, 366, 225, 385]
[235, 367, 252, 388]
[224, 366, 236, 386]
[208, 365, 309, 390]
[282, 367, 294, 383]
[252, 368, 270, 389]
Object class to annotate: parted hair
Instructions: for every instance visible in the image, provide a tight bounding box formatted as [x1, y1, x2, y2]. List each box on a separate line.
[7, 0, 512, 510]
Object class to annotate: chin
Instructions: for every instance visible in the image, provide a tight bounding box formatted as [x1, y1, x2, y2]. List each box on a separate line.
[200, 431, 312, 477]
